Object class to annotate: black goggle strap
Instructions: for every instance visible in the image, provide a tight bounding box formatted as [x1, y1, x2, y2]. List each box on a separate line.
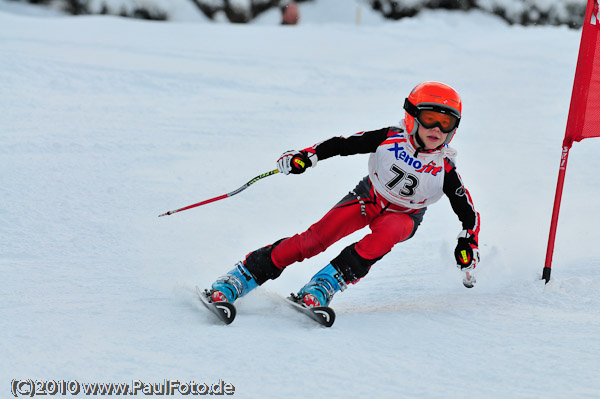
[403, 98, 420, 117]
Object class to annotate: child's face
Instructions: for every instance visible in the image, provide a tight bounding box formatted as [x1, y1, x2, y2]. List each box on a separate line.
[417, 124, 447, 150]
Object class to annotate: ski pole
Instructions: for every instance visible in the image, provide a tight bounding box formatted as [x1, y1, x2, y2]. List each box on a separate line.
[158, 169, 279, 217]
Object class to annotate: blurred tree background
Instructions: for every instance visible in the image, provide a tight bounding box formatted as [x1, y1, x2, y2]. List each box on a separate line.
[7, 0, 588, 28]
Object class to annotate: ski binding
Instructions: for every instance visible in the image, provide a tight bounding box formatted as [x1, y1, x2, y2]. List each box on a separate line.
[196, 286, 236, 325]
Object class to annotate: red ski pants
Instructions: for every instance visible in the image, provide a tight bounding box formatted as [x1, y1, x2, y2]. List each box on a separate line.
[271, 178, 424, 269]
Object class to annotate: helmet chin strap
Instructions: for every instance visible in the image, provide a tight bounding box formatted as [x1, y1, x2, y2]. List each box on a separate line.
[412, 121, 444, 157]
[413, 130, 425, 157]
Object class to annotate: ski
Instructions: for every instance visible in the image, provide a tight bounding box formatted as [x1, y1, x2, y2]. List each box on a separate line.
[196, 286, 236, 325]
[195, 286, 334, 327]
[285, 294, 336, 328]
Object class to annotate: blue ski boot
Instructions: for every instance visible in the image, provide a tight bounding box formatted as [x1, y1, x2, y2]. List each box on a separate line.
[210, 262, 258, 303]
[296, 264, 347, 307]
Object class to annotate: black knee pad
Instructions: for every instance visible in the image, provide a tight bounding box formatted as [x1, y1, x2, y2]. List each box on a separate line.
[330, 244, 384, 283]
[244, 238, 287, 285]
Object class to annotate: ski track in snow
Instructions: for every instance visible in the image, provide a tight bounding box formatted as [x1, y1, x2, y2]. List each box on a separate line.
[1, 6, 599, 399]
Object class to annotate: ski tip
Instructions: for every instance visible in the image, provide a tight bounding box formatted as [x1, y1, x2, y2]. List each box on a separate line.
[286, 295, 336, 328]
[313, 307, 335, 328]
[196, 286, 237, 325]
[214, 302, 237, 324]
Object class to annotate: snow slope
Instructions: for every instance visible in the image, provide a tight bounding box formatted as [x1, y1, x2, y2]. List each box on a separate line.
[1, 6, 599, 399]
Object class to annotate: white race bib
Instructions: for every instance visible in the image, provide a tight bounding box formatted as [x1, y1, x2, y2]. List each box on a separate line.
[368, 127, 456, 209]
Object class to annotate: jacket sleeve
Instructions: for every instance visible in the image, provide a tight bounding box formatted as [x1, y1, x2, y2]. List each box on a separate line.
[301, 127, 396, 161]
[442, 157, 481, 239]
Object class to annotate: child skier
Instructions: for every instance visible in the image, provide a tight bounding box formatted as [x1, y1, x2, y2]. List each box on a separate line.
[207, 81, 480, 308]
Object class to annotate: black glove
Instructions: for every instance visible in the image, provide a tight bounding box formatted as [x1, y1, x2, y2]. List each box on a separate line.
[277, 150, 317, 175]
[454, 230, 480, 271]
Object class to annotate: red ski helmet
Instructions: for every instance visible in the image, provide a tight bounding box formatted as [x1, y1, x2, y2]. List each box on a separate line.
[403, 81, 462, 145]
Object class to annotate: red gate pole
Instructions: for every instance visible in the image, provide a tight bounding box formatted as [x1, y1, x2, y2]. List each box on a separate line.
[543, 142, 572, 283]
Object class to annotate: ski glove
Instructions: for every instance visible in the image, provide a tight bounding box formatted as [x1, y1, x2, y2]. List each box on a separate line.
[454, 229, 480, 271]
[277, 150, 318, 175]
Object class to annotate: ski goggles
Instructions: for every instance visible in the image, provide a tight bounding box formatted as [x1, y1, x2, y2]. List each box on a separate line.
[404, 99, 461, 134]
[417, 110, 460, 133]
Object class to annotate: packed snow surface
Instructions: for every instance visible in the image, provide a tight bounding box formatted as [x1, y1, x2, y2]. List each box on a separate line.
[1, 3, 599, 399]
